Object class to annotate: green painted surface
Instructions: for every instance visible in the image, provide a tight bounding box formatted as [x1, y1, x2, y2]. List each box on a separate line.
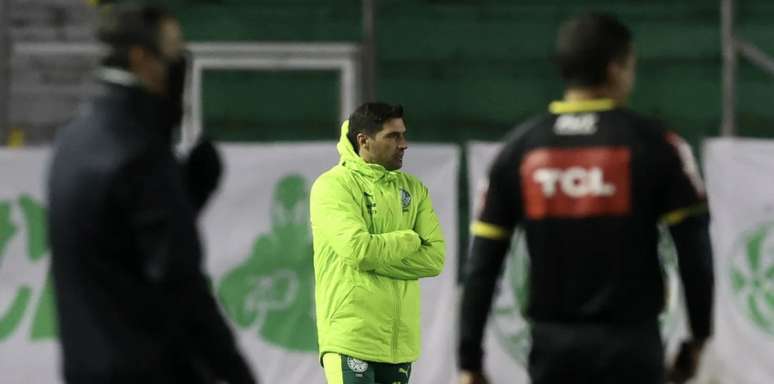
[139, 0, 773, 143]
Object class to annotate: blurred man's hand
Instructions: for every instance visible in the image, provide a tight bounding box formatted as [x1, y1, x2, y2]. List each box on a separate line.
[183, 137, 222, 212]
[459, 370, 489, 384]
[667, 339, 706, 383]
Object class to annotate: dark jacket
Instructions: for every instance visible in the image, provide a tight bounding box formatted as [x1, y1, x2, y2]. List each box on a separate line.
[47, 70, 255, 384]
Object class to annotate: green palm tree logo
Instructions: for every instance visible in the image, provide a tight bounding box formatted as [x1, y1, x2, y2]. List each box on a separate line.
[490, 230, 531, 365]
[0, 195, 56, 342]
[730, 223, 774, 335]
[217, 175, 317, 352]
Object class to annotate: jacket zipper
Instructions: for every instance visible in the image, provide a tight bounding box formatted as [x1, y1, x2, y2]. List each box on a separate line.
[391, 184, 401, 361]
[393, 282, 401, 360]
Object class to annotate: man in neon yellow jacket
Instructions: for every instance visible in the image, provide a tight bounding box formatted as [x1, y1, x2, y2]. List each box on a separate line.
[310, 102, 445, 384]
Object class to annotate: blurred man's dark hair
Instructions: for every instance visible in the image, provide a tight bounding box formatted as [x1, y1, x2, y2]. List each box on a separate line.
[347, 102, 404, 153]
[555, 13, 632, 87]
[96, 4, 174, 68]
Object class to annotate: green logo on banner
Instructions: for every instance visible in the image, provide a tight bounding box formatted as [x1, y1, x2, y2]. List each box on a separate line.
[490, 230, 530, 365]
[217, 175, 317, 351]
[730, 222, 774, 335]
[491, 226, 682, 365]
[0, 195, 57, 342]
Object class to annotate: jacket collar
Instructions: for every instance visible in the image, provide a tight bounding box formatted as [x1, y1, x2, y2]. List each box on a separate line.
[96, 67, 141, 88]
[337, 120, 398, 183]
[548, 98, 616, 114]
[95, 67, 172, 145]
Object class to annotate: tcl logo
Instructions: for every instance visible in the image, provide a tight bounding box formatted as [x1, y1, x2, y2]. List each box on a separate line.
[521, 148, 631, 219]
[533, 167, 616, 198]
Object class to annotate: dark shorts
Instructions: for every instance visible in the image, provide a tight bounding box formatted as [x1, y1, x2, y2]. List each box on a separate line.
[322, 353, 412, 384]
[528, 320, 665, 384]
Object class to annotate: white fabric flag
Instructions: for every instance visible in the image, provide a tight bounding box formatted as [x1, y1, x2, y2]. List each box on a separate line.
[0, 143, 459, 384]
[203, 143, 459, 383]
[0, 149, 61, 384]
[702, 138, 774, 384]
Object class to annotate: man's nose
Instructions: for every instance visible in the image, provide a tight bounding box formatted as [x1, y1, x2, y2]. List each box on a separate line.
[398, 136, 408, 149]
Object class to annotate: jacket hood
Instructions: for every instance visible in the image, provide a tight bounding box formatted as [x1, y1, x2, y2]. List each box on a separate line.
[336, 120, 397, 182]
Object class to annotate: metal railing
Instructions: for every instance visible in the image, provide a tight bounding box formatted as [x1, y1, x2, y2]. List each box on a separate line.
[721, 0, 774, 136]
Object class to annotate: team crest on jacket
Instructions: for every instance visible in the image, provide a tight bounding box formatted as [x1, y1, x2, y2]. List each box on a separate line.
[400, 189, 411, 212]
[347, 357, 369, 373]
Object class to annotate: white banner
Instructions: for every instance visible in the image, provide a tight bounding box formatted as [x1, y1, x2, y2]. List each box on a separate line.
[0, 149, 59, 384]
[466, 142, 531, 384]
[703, 138, 774, 384]
[205, 143, 459, 383]
[0, 143, 459, 384]
[466, 142, 689, 384]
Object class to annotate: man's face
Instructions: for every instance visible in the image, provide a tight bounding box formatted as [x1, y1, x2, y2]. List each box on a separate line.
[158, 18, 184, 62]
[136, 18, 184, 95]
[609, 47, 637, 103]
[154, 18, 184, 95]
[359, 118, 408, 171]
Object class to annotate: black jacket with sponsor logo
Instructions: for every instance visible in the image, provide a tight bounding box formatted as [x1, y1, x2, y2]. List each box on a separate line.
[458, 99, 714, 370]
[47, 70, 255, 384]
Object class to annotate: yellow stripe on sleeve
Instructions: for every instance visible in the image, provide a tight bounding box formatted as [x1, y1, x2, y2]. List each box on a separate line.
[470, 221, 511, 241]
[322, 353, 344, 384]
[661, 203, 708, 225]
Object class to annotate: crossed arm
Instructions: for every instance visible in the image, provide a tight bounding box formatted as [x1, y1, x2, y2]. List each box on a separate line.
[310, 179, 445, 280]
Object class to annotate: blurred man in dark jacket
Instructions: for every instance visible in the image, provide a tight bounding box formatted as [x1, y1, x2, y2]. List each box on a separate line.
[47, 5, 256, 384]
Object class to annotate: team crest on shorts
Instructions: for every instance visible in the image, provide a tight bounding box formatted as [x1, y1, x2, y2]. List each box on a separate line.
[347, 357, 369, 373]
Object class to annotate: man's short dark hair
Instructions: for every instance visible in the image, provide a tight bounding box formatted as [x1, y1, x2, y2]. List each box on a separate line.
[96, 4, 174, 68]
[347, 102, 404, 154]
[555, 13, 632, 87]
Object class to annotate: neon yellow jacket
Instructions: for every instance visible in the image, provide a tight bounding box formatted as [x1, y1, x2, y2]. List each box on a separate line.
[310, 121, 445, 364]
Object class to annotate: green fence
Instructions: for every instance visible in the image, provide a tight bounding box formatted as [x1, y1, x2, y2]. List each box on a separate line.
[148, 0, 774, 143]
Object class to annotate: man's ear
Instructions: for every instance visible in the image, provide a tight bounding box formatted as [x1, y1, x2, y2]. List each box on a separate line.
[127, 45, 148, 72]
[357, 133, 370, 152]
[607, 58, 625, 87]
